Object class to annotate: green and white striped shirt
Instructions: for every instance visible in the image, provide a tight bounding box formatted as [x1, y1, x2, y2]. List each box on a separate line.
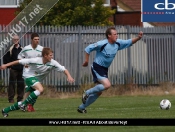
[19, 57, 66, 82]
[18, 44, 43, 59]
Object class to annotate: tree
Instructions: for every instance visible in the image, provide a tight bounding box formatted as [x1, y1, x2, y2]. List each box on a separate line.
[16, 0, 116, 26]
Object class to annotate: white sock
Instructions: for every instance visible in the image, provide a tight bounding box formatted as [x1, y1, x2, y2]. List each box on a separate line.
[34, 90, 40, 96]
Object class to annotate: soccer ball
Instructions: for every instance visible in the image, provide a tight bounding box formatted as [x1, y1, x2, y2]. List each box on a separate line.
[160, 99, 171, 110]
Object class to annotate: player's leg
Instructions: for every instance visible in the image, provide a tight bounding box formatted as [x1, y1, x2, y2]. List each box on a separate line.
[85, 79, 111, 95]
[19, 78, 44, 112]
[78, 79, 110, 113]
[1, 77, 42, 117]
[22, 66, 36, 111]
[20, 84, 42, 108]
[23, 90, 30, 101]
[2, 102, 22, 117]
[78, 63, 111, 113]
[78, 92, 102, 113]
[23, 86, 36, 112]
[81, 64, 111, 104]
[1, 77, 37, 117]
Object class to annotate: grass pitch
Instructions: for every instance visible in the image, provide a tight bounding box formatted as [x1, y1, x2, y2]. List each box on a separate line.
[0, 95, 175, 131]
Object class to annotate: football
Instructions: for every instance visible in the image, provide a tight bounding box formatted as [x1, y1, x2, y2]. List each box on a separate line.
[160, 99, 171, 110]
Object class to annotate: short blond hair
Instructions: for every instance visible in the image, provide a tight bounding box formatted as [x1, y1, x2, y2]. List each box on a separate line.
[42, 47, 53, 57]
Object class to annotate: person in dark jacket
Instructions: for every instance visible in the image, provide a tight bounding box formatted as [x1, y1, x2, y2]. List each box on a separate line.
[3, 35, 24, 103]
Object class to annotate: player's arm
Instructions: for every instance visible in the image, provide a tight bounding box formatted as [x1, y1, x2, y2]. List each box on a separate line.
[82, 42, 99, 67]
[0, 60, 19, 70]
[119, 31, 143, 50]
[53, 60, 75, 83]
[64, 69, 75, 83]
[132, 31, 143, 44]
[82, 52, 90, 67]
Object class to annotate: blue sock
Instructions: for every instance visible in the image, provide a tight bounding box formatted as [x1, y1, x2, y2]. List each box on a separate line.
[86, 84, 105, 95]
[79, 93, 99, 110]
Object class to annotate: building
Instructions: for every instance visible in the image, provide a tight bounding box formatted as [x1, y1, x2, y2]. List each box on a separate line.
[115, 0, 175, 27]
[0, 0, 175, 27]
[0, 0, 20, 25]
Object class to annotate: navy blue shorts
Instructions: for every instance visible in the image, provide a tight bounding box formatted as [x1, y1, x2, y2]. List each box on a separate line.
[91, 62, 108, 83]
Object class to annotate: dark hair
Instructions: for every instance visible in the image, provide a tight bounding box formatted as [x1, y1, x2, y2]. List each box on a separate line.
[42, 47, 53, 57]
[31, 33, 39, 39]
[105, 27, 116, 39]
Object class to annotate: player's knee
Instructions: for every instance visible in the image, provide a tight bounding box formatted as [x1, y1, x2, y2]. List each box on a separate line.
[34, 83, 44, 93]
[36, 87, 44, 93]
[38, 89, 44, 93]
[104, 83, 111, 89]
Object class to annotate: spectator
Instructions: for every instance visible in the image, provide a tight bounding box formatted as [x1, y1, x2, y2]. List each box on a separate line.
[3, 35, 24, 103]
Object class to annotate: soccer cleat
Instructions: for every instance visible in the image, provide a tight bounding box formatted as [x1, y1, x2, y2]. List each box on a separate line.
[82, 90, 89, 104]
[2, 109, 8, 117]
[77, 108, 87, 113]
[19, 104, 26, 112]
[27, 104, 35, 112]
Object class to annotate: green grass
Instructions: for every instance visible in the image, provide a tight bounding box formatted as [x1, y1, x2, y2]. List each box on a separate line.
[0, 95, 175, 131]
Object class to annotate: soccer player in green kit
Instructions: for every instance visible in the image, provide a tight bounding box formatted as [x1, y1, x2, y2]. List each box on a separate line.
[18, 33, 43, 112]
[1, 47, 74, 117]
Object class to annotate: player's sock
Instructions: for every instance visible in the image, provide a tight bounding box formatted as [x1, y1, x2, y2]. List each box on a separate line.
[22, 90, 40, 106]
[86, 84, 105, 95]
[3, 102, 22, 113]
[79, 93, 99, 110]
[31, 96, 38, 106]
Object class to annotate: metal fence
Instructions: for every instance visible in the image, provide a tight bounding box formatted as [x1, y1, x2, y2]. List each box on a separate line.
[0, 25, 175, 91]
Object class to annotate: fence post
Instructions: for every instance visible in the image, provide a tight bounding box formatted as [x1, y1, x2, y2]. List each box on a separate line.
[126, 25, 132, 84]
[173, 26, 175, 82]
[76, 25, 82, 87]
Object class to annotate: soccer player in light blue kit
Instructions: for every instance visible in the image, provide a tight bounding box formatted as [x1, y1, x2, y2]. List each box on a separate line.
[77, 27, 143, 113]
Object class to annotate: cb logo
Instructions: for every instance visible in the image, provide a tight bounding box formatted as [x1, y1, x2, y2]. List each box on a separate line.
[154, 0, 175, 10]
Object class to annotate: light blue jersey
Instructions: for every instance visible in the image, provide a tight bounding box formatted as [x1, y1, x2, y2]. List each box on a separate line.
[85, 39, 132, 68]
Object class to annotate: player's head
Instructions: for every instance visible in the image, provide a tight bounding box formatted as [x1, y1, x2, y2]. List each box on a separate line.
[31, 33, 39, 47]
[105, 27, 118, 44]
[12, 35, 19, 45]
[31, 33, 39, 39]
[42, 47, 53, 62]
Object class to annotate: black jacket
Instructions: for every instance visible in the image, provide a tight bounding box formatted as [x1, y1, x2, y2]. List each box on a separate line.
[3, 44, 23, 71]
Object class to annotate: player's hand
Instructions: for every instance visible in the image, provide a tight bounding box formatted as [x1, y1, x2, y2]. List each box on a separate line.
[82, 61, 88, 67]
[67, 76, 75, 83]
[138, 31, 143, 39]
[0, 65, 7, 70]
